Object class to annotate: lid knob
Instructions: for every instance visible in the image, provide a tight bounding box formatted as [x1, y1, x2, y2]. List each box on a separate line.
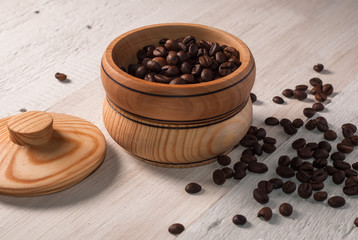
[7, 111, 54, 146]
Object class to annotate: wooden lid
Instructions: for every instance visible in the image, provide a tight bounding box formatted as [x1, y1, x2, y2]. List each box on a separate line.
[0, 111, 106, 196]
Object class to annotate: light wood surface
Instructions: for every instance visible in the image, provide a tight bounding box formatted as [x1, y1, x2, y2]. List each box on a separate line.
[1, 0, 358, 239]
[0, 111, 106, 196]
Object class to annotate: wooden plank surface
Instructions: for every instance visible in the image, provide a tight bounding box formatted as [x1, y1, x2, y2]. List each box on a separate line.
[0, 0, 358, 239]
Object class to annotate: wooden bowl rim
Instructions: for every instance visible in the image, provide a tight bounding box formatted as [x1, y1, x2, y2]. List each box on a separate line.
[103, 23, 253, 89]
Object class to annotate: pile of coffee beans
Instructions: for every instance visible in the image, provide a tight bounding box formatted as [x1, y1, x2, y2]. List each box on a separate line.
[124, 36, 242, 84]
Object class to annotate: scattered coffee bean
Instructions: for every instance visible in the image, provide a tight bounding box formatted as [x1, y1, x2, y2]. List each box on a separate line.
[185, 183, 202, 194]
[253, 188, 269, 204]
[343, 183, 358, 196]
[311, 169, 328, 182]
[337, 143, 354, 153]
[295, 84, 308, 91]
[242, 148, 254, 156]
[55, 72, 67, 81]
[284, 124, 298, 135]
[252, 142, 263, 156]
[346, 176, 358, 185]
[315, 93, 327, 102]
[290, 157, 303, 170]
[257, 207, 272, 221]
[330, 152, 345, 161]
[280, 118, 292, 127]
[282, 181, 296, 194]
[292, 138, 306, 150]
[213, 169, 226, 185]
[342, 123, 357, 133]
[278, 155, 291, 166]
[345, 169, 357, 177]
[342, 128, 354, 138]
[354, 218, 358, 227]
[258, 181, 273, 194]
[313, 63, 324, 72]
[269, 178, 284, 189]
[306, 142, 319, 151]
[309, 77, 323, 86]
[333, 161, 351, 170]
[248, 162, 268, 173]
[222, 167, 234, 179]
[293, 90, 307, 100]
[303, 108, 316, 118]
[312, 102, 325, 112]
[322, 84, 333, 96]
[300, 162, 314, 172]
[296, 170, 310, 183]
[325, 165, 338, 175]
[276, 166, 295, 178]
[313, 158, 328, 168]
[233, 169, 247, 180]
[313, 149, 329, 159]
[316, 122, 329, 132]
[297, 147, 313, 159]
[324, 130, 337, 141]
[298, 183, 313, 199]
[250, 93, 257, 103]
[353, 162, 358, 170]
[241, 155, 257, 164]
[282, 89, 294, 98]
[313, 191, 328, 202]
[232, 215, 247, 225]
[341, 138, 353, 146]
[262, 143, 276, 153]
[328, 196, 345, 208]
[318, 141, 332, 152]
[240, 134, 258, 148]
[263, 137, 276, 145]
[351, 136, 358, 146]
[265, 117, 279, 126]
[233, 161, 247, 171]
[19, 108, 27, 112]
[292, 118, 304, 128]
[254, 128, 266, 140]
[311, 181, 324, 191]
[279, 203, 293, 217]
[273, 96, 284, 104]
[168, 223, 185, 235]
[217, 155, 231, 166]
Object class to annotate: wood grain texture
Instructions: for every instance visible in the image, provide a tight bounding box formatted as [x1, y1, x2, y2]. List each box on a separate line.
[0, 111, 106, 196]
[1, 0, 358, 239]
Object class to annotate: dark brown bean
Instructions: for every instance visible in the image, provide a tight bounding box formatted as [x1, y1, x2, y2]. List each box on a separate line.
[278, 155, 291, 166]
[297, 147, 313, 159]
[292, 138, 306, 150]
[328, 196, 345, 208]
[290, 157, 303, 170]
[310, 85, 322, 95]
[257, 207, 272, 221]
[330, 152, 345, 161]
[222, 167, 234, 179]
[164, 39, 179, 51]
[254, 128, 266, 140]
[248, 162, 268, 173]
[218, 61, 237, 76]
[234, 161, 247, 171]
[313, 158, 328, 168]
[354, 218, 358, 227]
[351, 136, 358, 146]
[345, 169, 357, 177]
[250, 93, 257, 103]
[305, 119, 317, 130]
[135, 66, 147, 79]
[198, 55, 213, 68]
[263, 137, 276, 145]
[311, 181, 324, 191]
[341, 138, 354, 146]
[284, 124, 298, 135]
[276, 166, 295, 178]
[324, 130, 337, 141]
[325, 165, 338, 175]
[298, 182, 312, 199]
[242, 148, 254, 156]
[337, 143, 354, 153]
[292, 118, 304, 128]
[353, 162, 358, 170]
[296, 170, 310, 183]
[309, 77, 323, 86]
[55, 72, 67, 81]
[342, 123, 357, 133]
[300, 161, 314, 172]
[279, 203, 293, 217]
[213, 169, 226, 185]
[293, 90, 307, 100]
[303, 108, 316, 118]
[215, 51, 227, 63]
[162, 65, 179, 76]
[233, 169, 247, 180]
[313, 63, 324, 72]
[232, 215, 247, 226]
[315, 93, 327, 102]
[252, 142, 263, 156]
[343, 183, 358, 196]
[253, 188, 269, 204]
[311, 169, 328, 182]
[322, 84, 333, 96]
[258, 181, 273, 194]
[168, 223, 185, 235]
[209, 43, 221, 56]
[201, 68, 214, 82]
[317, 122, 329, 132]
[262, 143, 276, 154]
[312, 102, 325, 112]
[265, 117, 279, 126]
[185, 183, 202, 193]
[313, 149, 329, 159]
[269, 178, 284, 189]
[306, 142, 319, 151]
[241, 155, 257, 164]
[169, 78, 186, 85]
[282, 89, 294, 98]
[273, 96, 284, 104]
[282, 181, 296, 194]
[333, 170, 346, 184]
[280, 118, 292, 127]
[333, 161, 351, 170]
[240, 134, 258, 148]
[217, 155, 231, 166]
[313, 191, 328, 202]
[343, 128, 354, 138]
[318, 141, 332, 152]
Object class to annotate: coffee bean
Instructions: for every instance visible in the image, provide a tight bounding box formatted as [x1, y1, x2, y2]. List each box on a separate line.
[273, 96, 284, 104]
[279, 118, 291, 127]
[162, 65, 179, 77]
[311, 169, 328, 182]
[297, 147, 313, 159]
[159, 38, 168, 45]
[250, 93, 257, 103]
[146, 60, 162, 73]
[257, 207, 272, 221]
[213, 169, 226, 185]
[254, 128, 266, 140]
[201, 68, 214, 82]
[279, 203, 293, 217]
[324, 130, 337, 141]
[333, 161, 351, 170]
[215, 51, 227, 63]
[263, 137, 276, 145]
[313, 191, 328, 202]
[179, 62, 191, 74]
[337, 143, 354, 153]
[315, 93, 327, 102]
[328, 196, 345, 208]
[306, 142, 319, 151]
[346, 176, 358, 185]
[330, 152, 345, 161]
[342, 123, 357, 133]
[198, 55, 212, 68]
[232, 215, 247, 225]
[310, 85, 322, 95]
[322, 84, 333, 96]
[284, 124, 298, 135]
[313, 149, 329, 159]
[240, 134, 258, 148]
[169, 78, 186, 85]
[143, 45, 155, 58]
[294, 84, 308, 91]
[247, 125, 257, 135]
[316, 122, 329, 133]
[180, 74, 195, 84]
[233, 169, 247, 180]
[353, 162, 358, 170]
[278, 155, 291, 166]
[296, 170, 310, 183]
[209, 43, 221, 56]
[222, 167, 234, 179]
[305, 119, 317, 130]
[343, 182, 358, 196]
[182, 35, 196, 45]
[136, 49, 147, 61]
[312, 102, 325, 112]
[217, 155, 231, 166]
[313, 63, 324, 72]
[135, 66, 147, 79]
[311, 181, 324, 191]
[325, 165, 338, 175]
[341, 138, 354, 146]
[253, 188, 269, 204]
[258, 181, 273, 194]
[152, 57, 167, 67]
[303, 108, 316, 118]
[345, 169, 357, 177]
[354, 218, 358, 227]
[269, 178, 284, 189]
[351, 136, 358, 146]
[309, 77, 323, 86]
[293, 90, 307, 100]
[242, 148, 254, 156]
[154, 74, 172, 83]
[185, 182, 202, 193]
[282, 89, 294, 98]
[292, 138, 306, 150]
[282, 181, 296, 194]
[292, 118, 304, 128]
[248, 162, 268, 173]
[332, 170, 345, 185]
[218, 62, 237, 76]
[343, 128, 354, 138]
[290, 157, 303, 170]
[234, 161, 247, 171]
[276, 166, 295, 178]
[318, 141, 331, 152]
[252, 142, 263, 156]
[223, 46, 240, 58]
[164, 39, 179, 51]
[298, 182, 312, 199]
[55, 72, 67, 81]
[265, 117, 279, 126]
[313, 158, 328, 168]
[300, 162, 314, 173]
[262, 143, 276, 154]
[168, 223, 185, 235]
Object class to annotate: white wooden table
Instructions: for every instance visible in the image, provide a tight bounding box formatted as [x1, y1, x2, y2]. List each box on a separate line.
[1, 0, 358, 239]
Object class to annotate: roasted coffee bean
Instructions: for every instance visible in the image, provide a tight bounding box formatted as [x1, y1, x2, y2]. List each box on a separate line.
[351, 136, 358, 146]
[306, 142, 319, 151]
[315, 93, 327, 102]
[218, 62, 237, 76]
[252, 142, 263, 156]
[278, 155, 291, 166]
[342, 123, 357, 133]
[282, 89, 294, 98]
[282, 181, 296, 194]
[262, 143, 276, 153]
[322, 84, 333, 96]
[276, 166, 295, 178]
[328, 196, 345, 208]
[316, 122, 329, 132]
[143, 45, 155, 57]
[312, 102, 325, 112]
[300, 162, 314, 172]
[213, 169, 226, 185]
[295, 84, 308, 91]
[128, 63, 141, 75]
[341, 138, 354, 146]
[296, 170, 310, 183]
[234, 161, 247, 171]
[250, 93, 257, 103]
[154, 74, 172, 83]
[153, 46, 167, 57]
[209, 43, 221, 56]
[199, 55, 213, 68]
[258, 181, 273, 194]
[164, 39, 179, 51]
[180, 74, 195, 84]
[169, 78, 186, 85]
[233, 169, 247, 180]
[142, 57, 152, 66]
[354, 218, 358, 227]
[152, 57, 166, 67]
[176, 50, 188, 62]
[333, 161, 351, 170]
[273, 96, 284, 104]
[303, 108, 316, 118]
[280, 118, 292, 127]
[310, 85, 322, 95]
[162, 65, 179, 76]
[185, 182, 202, 193]
[247, 126, 257, 135]
[337, 143, 354, 153]
[325, 165, 338, 175]
[55, 72, 67, 81]
[242, 148, 254, 156]
[215, 51, 227, 63]
[297, 147, 313, 159]
[313, 149, 329, 159]
[248, 162, 268, 173]
[224, 46, 240, 58]
[293, 90, 307, 100]
[191, 64, 202, 76]
[313, 63, 324, 72]
[318, 141, 331, 152]
[265, 117, 279, 126]
[311, 169, 328, 182]
[166, 51, 179, 65]
[228, 56, 241, 67]
[290, 157, 302, 170]
[353, 162, 358, 170]
[199, 40, 211, 49]
[134, 66, 147, 79]
[292, 138, 306, 150]
[309, 77, 323, 86]
[240, 134, 258, 148]
[263, 137, 276, 145]
[168, 223, 185, 235]
[146, 60, 162, 73]
[345, 169, 357, 177]
[159, 38, 168, 45]
[269, 178, 284, 189]
[343, 127, 354, 139]
[332, 170, 346, 185]
[217, 155, 231, 166]
[330, 152, 345, 161]
[187, 43, 199, 57]
[182, 35, 196, 45]
[284, 124, 298, 135]
[253, 188, 269, 204]
[279, 203, 293, 217]
[314, 191, 328, 202]
[136, 49, 147, 61]
[292, 118, 304, 128]
[254, 128, 266, 140]
[313, 158, 328, 168]
[222, 167, 234, 179]
[324, 130, 337, 141]
[179, 62, 191, 74]
[305, 119, 317, 130]
[343, 183, 358, 196]
[257, 207, 272, 221]
[346, 176, 358, 185]
[232, 214, 247, 225]
[201, 68, 214, 82]
[298, 182, 312, 199]
[311, 181, 324, 191]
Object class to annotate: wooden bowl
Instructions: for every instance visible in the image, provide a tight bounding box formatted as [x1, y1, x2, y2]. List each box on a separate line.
[101, 23, 255, 167]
